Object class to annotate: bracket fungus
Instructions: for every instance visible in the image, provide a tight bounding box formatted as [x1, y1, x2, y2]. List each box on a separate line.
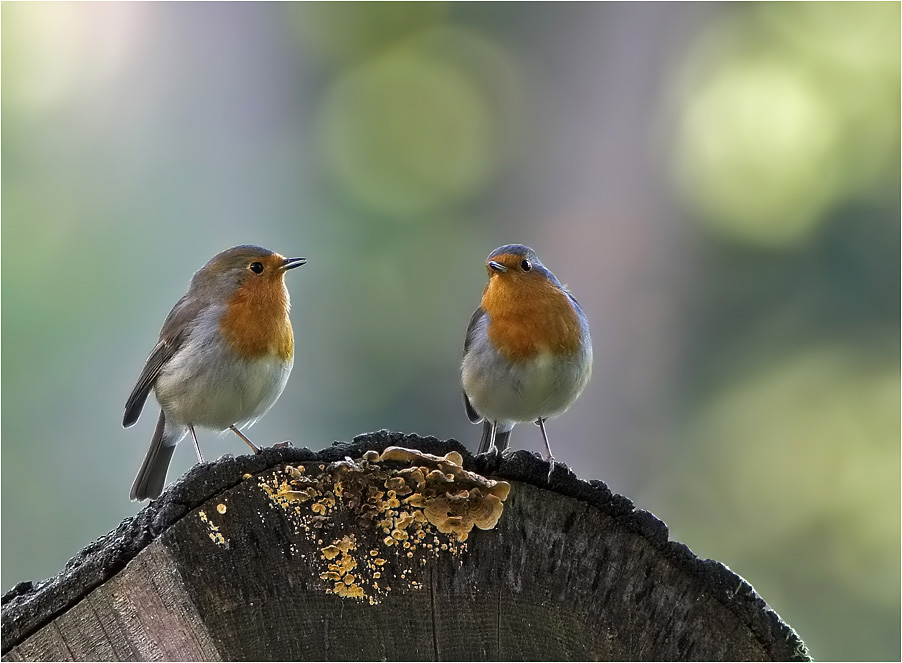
[256, 446, 511, 603]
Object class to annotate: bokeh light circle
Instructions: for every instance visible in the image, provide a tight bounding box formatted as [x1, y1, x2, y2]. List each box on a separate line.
[316, 46, 496, 219]
[674, 58, 842, 248]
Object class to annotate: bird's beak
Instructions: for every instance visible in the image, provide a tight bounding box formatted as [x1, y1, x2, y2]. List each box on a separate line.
[488, 261, 507, 273]
[281, 257, 307, 271]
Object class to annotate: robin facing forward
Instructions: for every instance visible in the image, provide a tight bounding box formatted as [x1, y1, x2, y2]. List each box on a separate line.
[123, 245, 306, 501]
[461, 244, 592, 462]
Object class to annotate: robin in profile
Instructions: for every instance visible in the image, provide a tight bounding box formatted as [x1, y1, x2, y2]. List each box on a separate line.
[461, 244, 592, 466]
[123, 245, 306, 501]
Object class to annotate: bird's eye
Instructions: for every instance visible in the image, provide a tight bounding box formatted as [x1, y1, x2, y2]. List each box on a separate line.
[521, 259, 532, 272]
[249, 262, 264, 274]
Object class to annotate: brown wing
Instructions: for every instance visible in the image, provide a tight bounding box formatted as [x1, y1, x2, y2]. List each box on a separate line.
[122, 294, 203, 428]
[463, 306, 486, 354]
[462, 307, 486, 424]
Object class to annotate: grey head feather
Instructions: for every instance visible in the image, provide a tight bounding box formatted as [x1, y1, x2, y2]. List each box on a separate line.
[486, 244, 563, 289]
[189, 245, 276, 299]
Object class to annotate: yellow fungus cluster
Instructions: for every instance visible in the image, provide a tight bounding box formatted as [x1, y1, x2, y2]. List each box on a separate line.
[256, 446, 511, 603]
[318, 535, 364, 599]
[197, 509, 228, 548]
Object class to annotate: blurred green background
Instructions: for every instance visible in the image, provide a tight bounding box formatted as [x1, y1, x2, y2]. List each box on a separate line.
[2, 3, 899, 659]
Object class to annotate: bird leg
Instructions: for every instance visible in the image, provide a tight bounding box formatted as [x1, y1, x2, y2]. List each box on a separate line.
[536, 418, 555, 481]
[189, 425, 205, 464]
[229, 425, 262, 454]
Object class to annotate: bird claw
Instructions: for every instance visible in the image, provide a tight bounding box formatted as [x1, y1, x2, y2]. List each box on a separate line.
[477, 445, 503, 464]
[546, 455, 556, 482]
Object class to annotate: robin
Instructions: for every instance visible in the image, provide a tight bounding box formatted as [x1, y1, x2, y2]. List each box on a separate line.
[123, 245, 306, 501]
[461, 244, 592, 465]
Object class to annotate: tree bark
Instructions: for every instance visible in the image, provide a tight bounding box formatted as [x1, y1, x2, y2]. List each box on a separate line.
[1, 431, 810, 661]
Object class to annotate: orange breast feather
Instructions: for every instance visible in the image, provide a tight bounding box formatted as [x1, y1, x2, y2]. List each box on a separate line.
[220, 279, 294, 361]
[481, 276, 581, 361]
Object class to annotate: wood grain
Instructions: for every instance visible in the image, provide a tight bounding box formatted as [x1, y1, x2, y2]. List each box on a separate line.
[2, 432, 810, 661]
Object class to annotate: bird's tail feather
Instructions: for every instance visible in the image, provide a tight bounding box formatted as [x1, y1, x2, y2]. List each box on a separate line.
[129, 411, 184, 501]
[477, 421, 511, 455]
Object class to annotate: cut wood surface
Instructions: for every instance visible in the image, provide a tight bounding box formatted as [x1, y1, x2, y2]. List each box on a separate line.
[1, 431, 810, 661]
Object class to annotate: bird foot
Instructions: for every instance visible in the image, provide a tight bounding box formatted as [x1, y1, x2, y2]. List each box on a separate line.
[477, 445, 503, 465]
[546, 454, 556, 482]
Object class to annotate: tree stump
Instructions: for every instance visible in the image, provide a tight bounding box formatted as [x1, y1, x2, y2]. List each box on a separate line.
[1, 431, 810, 661]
